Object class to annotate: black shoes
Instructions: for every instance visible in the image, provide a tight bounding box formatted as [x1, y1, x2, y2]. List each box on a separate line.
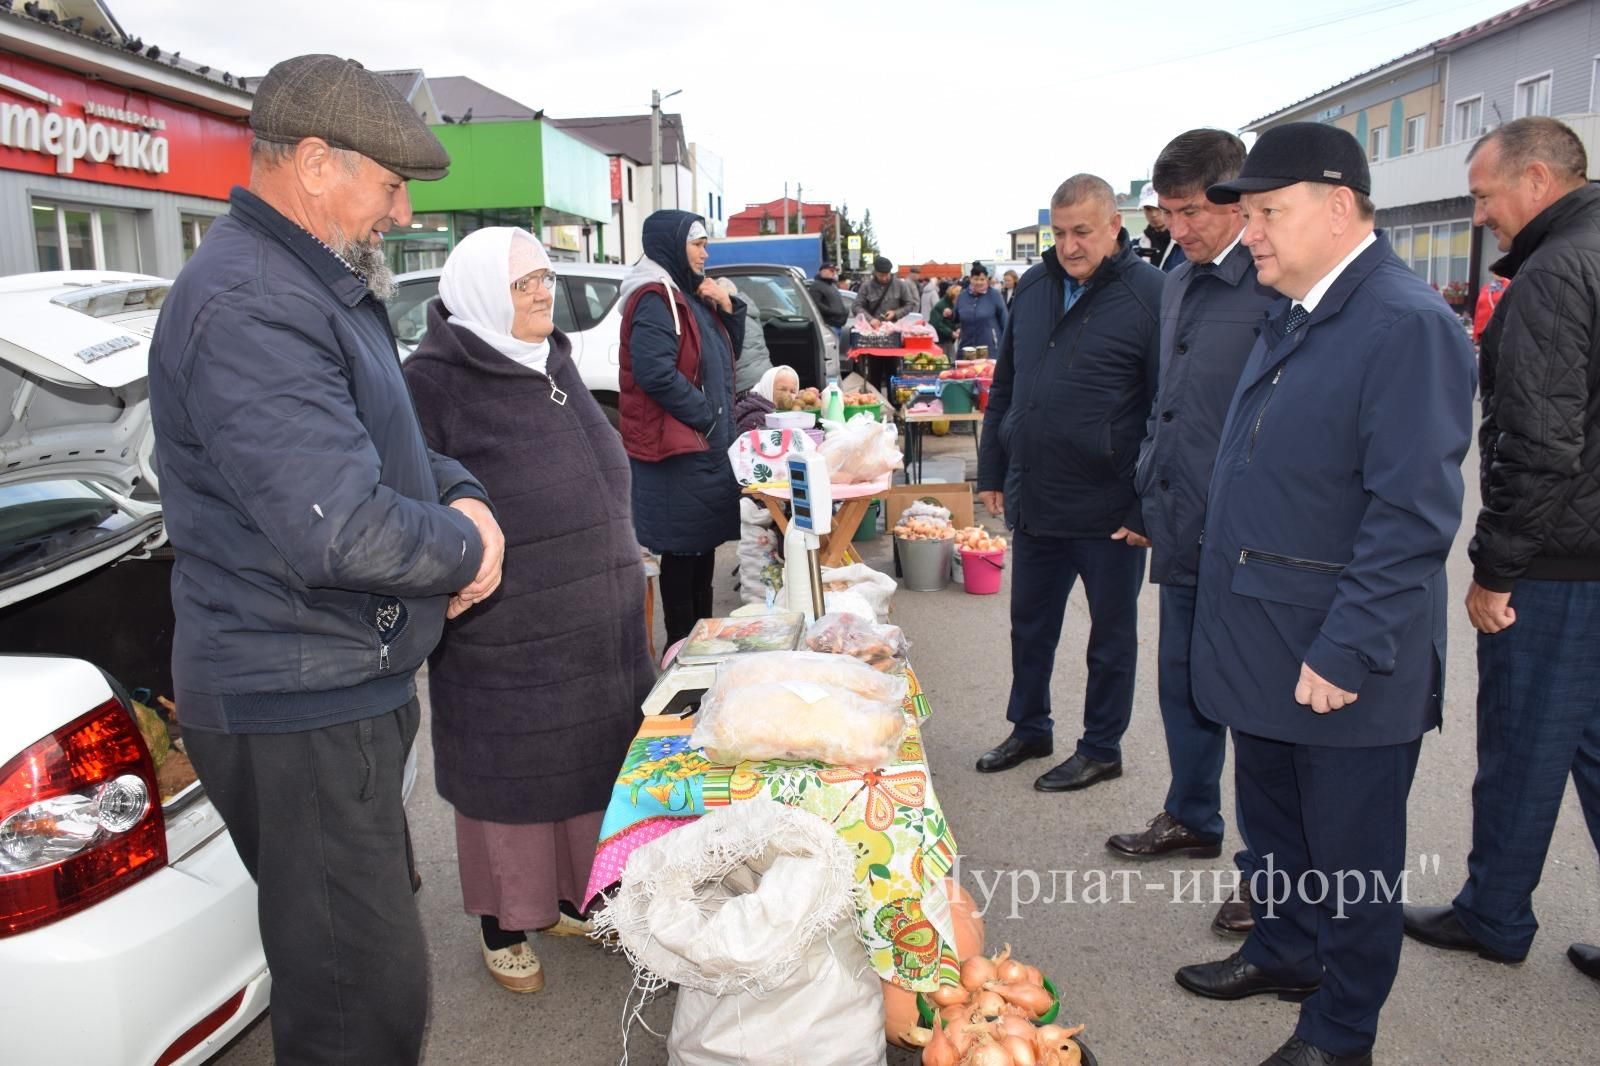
[975, 734, 1053, 773]
[1401, 904, 1524, 963]
[1569, 942, 1600, 980]
[1174, 950, 1320, 1002]
[1106, 810, 1223, 860]
[1258, 1036, 1371, 1066]
[1034, 752, 1122, 792]
[1213, 883, 1256, 938]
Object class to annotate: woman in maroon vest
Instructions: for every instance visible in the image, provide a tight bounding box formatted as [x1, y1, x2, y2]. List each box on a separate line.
[618, 210, 746, 646]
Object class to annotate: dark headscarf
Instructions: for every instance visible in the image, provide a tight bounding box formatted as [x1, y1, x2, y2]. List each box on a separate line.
[641, 209, 708, 294]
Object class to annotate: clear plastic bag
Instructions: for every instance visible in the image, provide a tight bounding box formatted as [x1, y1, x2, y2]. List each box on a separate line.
[805, 612, 909, 672]
[817, 414, 902, 483]
[691, 652, 908, 768]
[820, 563, 897, 622]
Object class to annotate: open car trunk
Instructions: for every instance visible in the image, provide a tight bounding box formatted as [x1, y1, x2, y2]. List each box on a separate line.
[765, 316, 825, 391]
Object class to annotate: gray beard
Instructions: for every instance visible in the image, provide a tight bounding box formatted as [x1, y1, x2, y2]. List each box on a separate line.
[329, 228, 398, 301]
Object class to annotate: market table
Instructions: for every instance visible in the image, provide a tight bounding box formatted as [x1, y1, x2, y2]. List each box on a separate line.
[848, 346, 907, 393]
[901, 408, 984, 482]
[584, 668, 963, 992]
[744, 475, 890, 569]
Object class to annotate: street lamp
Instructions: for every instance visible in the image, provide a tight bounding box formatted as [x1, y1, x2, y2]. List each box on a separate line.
[651, 89, 682, 211]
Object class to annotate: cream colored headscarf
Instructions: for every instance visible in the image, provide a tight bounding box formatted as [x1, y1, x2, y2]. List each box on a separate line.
[438, 227, 554, 375]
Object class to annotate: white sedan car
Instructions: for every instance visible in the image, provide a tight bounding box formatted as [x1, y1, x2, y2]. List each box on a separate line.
[0, 271, 412, 1065]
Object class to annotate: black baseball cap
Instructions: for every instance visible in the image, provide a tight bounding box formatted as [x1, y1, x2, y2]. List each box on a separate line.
[1207, 121, 1370, 204]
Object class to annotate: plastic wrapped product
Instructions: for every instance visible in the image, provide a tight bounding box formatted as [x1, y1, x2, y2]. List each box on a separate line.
[805, 612, 909, 673]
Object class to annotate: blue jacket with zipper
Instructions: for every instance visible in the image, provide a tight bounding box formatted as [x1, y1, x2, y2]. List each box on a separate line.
[149, 186, 489, 735]
[1190, 234, 1476, 747]
[978, 232, 1163, 537]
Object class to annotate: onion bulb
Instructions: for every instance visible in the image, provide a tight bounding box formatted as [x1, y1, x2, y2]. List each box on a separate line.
[1002, 1035, 1040, 1066]
[995, 943, 1027, 983]
[921, 1015, 957, 1066]
[929, 982, 968, 1008]
[965, 1039, 1011, 1066]
[1023, 965, 1044, 987]
[992, 942, 1012, 965]
[998, 1013, 1034, 1041]
[960, 953, 998, 991]
[988, 980, 1055, 1018]
[972, 989, 1006, 1019]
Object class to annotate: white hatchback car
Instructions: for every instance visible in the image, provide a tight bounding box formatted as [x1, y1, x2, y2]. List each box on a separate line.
[0, 271, 412, 1065]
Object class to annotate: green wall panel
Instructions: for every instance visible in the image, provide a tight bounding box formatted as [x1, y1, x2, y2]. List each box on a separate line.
[408, 123, 543, 212]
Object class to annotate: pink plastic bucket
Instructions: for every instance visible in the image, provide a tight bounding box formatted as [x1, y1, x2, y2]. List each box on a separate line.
[960, 547, 1005, 595]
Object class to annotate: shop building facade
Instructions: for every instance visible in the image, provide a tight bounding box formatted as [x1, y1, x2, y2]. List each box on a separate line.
[0, 13, 251, 279]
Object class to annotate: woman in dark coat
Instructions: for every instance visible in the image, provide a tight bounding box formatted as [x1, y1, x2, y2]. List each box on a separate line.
[954, 261, 1009, 356]
[403, 226, 654, 994]
[618, 210, 745, 646]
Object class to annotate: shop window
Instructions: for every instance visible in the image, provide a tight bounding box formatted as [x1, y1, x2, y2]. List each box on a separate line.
[180, 214, 216, 261]
[31, 201, 142, 272]
[1388, 220, 1471, 288]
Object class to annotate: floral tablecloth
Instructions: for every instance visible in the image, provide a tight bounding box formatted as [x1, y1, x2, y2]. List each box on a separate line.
[585, 668, 961, 992]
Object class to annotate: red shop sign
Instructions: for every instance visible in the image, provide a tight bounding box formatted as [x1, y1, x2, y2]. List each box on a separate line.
[0, 51, 251, 200]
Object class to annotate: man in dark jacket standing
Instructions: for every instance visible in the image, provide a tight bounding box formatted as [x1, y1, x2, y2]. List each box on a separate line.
[975, 174, 1162, 792]
[810, 262, 850, 331]
[1403, 117, 1600, 981]
[148, 55, 505, 1064]
[1174, 124, 1475, 1066]
[1106, 130, 1273, 940]
[855, 255, 919, 324]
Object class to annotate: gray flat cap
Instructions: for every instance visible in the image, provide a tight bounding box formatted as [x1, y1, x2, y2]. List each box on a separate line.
[251, 54, 449, 180]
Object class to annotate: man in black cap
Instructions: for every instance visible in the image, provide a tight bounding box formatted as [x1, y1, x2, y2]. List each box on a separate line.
[1171, 122, 1476, 1066]
[854, 254, 919, 325]
[149, 54, 505, 1063]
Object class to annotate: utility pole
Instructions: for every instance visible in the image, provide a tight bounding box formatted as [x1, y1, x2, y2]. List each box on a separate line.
[651, 88, 681, 211]
[833, 205, 842, 268]
[783, 182, 789, 233]
[796, 183, 803, 234]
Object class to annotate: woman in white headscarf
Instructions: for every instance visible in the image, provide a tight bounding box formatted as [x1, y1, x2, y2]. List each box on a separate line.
[403, 227, 654, 995]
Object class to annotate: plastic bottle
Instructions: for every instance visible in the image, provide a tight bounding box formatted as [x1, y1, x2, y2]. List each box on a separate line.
[821, 380, 845, 424]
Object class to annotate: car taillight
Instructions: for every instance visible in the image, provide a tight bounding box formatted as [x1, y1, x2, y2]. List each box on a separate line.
[0, 698, 167, 936]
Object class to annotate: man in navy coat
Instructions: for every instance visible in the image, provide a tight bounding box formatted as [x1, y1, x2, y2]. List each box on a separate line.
[1173, 124, 1476, 1066]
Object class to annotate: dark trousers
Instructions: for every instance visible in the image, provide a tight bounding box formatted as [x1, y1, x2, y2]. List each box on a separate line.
[1004, 530, 1145, 762]
[1158, 585, 1254, 874]
[1453, 578, 1600, 958]
[185, 700, 427, 1066]
[659, 550, 717, 647]
[1235, 730, 1421, 1057]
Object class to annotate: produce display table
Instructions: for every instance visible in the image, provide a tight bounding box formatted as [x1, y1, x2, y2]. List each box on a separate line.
[900, 409, 984, 482]
[849, 346, 911, 393]
[584, 668, 963, 992]
[744, 475, 890, 568]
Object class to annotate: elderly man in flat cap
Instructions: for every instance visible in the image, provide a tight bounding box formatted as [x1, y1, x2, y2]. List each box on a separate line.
[1168, 123, 1476, 1065]
[149, 55, 505, 1063]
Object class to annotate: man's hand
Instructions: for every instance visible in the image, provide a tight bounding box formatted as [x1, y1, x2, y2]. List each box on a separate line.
[980, 490, 1004, 518]
[448, 498, 504, 618]
[942, 307, 955, 319]
[697, 278, 732, 315]
[1466, 580, 1517, 634]
[883, 310, 898, 321]
[1294, 662, 1358, 714]
[1111, 527, 1150, 548]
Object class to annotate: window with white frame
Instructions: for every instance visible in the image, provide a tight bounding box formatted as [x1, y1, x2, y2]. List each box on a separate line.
[31, 201, 142, 272]
[1388, 220, 1473, 293]
[1369, 125, 1388, 162]
[1404, 115, 1427, 154]
[1516, 73, 1552, 118]
[1454, 96, 1483, 142]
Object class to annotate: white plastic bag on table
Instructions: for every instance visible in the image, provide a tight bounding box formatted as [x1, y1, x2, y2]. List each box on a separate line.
[690, 651, 908, 768]
[817, 414, 902, 483]
[592, 799, 886, 1066]
[820, 563, 897, 623]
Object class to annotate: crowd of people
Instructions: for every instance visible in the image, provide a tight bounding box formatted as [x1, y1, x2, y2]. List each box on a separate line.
[142, 49, 1597, 1066]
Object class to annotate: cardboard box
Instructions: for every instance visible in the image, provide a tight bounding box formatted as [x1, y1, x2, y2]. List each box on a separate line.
[882, 482, 974, 530]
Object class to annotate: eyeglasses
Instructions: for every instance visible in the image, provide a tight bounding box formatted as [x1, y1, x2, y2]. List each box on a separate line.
[513, 271, 558, 293]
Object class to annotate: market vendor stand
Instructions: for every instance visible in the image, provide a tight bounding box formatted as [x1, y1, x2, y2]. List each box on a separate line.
[743, 475, 890, 568]
[900, 409, 984, 483]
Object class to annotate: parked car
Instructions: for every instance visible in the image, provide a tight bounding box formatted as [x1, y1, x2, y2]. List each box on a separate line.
[0, 271, 413, 1066]
[388, 261, 839, 425]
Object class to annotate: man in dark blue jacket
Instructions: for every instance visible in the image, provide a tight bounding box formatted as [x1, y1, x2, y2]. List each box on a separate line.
[975, 174, 1162, 791]
[1106, 130, 1275, 941]
[148, 56, 505, 1064]
[1173, 124, 1475, 1066]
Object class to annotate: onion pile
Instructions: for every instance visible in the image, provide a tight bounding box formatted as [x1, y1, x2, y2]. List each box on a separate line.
[894, 516, 957, 541]
[955, 527, 1007, 552]
[907, 946, 1085, 1066]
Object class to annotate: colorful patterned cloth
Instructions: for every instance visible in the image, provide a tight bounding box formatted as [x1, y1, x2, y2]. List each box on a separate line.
[586, 669, 961, 992]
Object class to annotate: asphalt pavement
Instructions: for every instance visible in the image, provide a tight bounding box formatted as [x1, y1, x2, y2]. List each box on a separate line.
[213, 431, 1598, 1065]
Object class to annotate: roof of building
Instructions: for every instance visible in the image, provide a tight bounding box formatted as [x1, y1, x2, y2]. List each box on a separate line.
[425, 75, 542, 123]
[377, 69, 425, 103]
[549, 113, 688, 165]
[1, 0, 255, 111]
[730, 198, 834, 221]
[1243, 0, 1572, 129]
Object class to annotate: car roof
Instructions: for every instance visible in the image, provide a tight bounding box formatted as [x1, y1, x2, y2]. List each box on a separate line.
[396, 262, 632, 284]
[0, 271, 168, 388]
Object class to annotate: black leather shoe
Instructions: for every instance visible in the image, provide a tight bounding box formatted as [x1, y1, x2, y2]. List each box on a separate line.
[1213, 884, 1255, 938]
[1258, 1035, 1371, 1066]
[975, 734, 1053, 773]
[1033, 752, 1122, 792]
[1569, 942, 1600, 980]
[1401, 904, 1524, 963]
[1174, 951, 1320, 1002]
[1106, 810, 1222, 860]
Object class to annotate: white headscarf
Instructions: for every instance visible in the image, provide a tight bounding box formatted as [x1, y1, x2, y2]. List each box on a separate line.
[438, 227, 554, 375]
[753, 365, 797, 403]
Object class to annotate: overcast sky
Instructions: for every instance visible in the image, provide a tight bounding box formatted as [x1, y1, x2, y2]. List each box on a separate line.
[117, 0, 1520, 262]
